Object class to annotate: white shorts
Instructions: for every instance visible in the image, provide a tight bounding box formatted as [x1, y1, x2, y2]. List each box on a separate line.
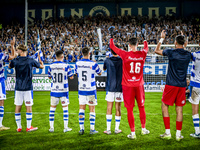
[189, 87, 200, 105]
[79, 95, 97, 106]
[105, 92, 123, 102]
[51, 96, 69, 106]
[14, 90, 33, 106]
[0, 80, 6, 100]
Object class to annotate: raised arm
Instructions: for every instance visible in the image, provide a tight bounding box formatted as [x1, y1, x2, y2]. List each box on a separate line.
[155, 30, 166, 56]
[38, 51, 44, 69]
[9, 37, 16, 60]
[109, 38, 122, 55]
[143, 40, 148, 53]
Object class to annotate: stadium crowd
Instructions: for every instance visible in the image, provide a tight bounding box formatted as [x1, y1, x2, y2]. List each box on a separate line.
[0, 15, 200, 63]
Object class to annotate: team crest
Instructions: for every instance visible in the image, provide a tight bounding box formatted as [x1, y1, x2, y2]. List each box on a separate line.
[181, 100, 185, 104]
[88, 101, 94, 104]
[116, 97, 121, 100]
[62, 101, 65, 104]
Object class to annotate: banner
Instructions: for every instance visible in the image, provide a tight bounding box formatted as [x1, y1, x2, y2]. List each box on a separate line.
[6, 76, 165, 92]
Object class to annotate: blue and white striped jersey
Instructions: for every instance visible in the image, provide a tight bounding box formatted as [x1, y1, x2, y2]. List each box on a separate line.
[0, 53, 9, 79]
[190, 51, 200, 88]
[75, 59, 102, 96]
[48, 61, 73, 97]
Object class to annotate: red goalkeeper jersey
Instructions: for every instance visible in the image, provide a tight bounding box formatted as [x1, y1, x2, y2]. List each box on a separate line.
[109, 38, 148, 87]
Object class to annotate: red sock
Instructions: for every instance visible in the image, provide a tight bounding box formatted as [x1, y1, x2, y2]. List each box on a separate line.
[163, 117, 170, 129]
[126, 107, 135, 132]
[139, 107, 146, 128]
[176, 121, 182, 130]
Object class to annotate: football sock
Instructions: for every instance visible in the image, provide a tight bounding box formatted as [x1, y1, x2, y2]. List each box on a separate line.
[26, 112, 32, 128]
[115, 115, 121, 131]
[126, 107, 135, 132]
[176, 121, 182, 136]
[139, 107, 146, 129]
[49, 107, 56, 129]
[131, 132, 135, 136]
[63, 107, 69, 129]
[79, 109, 85, 130]
[192, 114, 199, 134]
[106, 115, 112, 131]
[163, 117, 170, 134]
[15, 113, 21, 129]
[90, 112, 96, 130]
[0, 106, 4, 127]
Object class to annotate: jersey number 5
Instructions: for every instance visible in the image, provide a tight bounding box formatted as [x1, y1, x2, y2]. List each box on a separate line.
[130, 62, 141, 73]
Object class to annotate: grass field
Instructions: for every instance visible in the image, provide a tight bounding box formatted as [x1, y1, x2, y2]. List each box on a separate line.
[0, 91, 199, 150]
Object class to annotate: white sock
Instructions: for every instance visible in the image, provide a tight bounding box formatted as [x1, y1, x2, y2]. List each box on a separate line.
[79, 109, 85, 130]
[166, 129, 170, 134]
[131, 132, 135, 136]
[90, 112, 96, 130]
[49, 107, 56, 129]
[0, 106, 4, 127]
[192, 114, 200, 134]
[26, 112, 32, 129]
[63, 107, 69, 129]
[15, 113, 21, 129]
[176, 130, 181, 137]
[115, 116, 121, 131]
[106, 115, 112, 131]
[142, 128, 146, 131]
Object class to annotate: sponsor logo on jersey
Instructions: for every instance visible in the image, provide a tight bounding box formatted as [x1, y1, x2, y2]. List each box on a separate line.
[128, 56, 143, 61]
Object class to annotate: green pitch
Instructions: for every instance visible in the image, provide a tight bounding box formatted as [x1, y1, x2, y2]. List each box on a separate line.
[0, 91, 199, 150]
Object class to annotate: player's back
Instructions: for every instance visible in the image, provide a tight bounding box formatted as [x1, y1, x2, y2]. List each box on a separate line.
[163, 48, 191, 87]
[121, 50, 147, 87]
[49, 61, 72, 97]
[75, 59, 101, 95]
[10, 56, 40, 91]
[104, 56, 122, 92]
[190, 51, 200, 87]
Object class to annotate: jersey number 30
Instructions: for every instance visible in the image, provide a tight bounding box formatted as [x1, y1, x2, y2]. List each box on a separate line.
[130, 62, 141, 73]
[53, 73, 63, 83]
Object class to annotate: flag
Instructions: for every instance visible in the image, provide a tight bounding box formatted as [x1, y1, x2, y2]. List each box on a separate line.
[97, 28, 102, 52]
[32, 29, 44, 62]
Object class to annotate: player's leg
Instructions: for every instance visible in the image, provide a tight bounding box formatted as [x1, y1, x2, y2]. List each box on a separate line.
[189, 87, 200, 138]
[160, 85, 178, 139]
[49, 96, 59, 132]
[136, 85, 149, 135]
[122, 85, 136, 139]
[0, 80, 9, 131]
[89, 105, 98, 134]
[175, 87, 186, 141]
[88, 94, 98, 134]
[49, 97, 58, 132]
[104, 92, 114, 134]
[79, 104, 86, 135]
[78, 95, 86, 135]
[114, 92, 123, 134]
[25, 90, 37, 132]
[14, 91, 23, 132]
[61, 96, 72, 132]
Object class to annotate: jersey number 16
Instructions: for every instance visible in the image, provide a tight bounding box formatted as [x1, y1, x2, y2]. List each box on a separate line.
[130, 62, 141, 73]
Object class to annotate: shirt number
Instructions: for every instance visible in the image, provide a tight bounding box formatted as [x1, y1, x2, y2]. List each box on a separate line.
[53, 73, 63, 83]
[130, 62, 141, 73]
[82, 71, 87, 81]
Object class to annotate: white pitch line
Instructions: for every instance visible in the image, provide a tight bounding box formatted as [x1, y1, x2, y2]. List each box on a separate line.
[4, 112, 192, 115]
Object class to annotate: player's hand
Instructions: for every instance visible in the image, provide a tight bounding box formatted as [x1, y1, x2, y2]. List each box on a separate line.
[10, 37, 15, 46]
[161, 30, 166, 39]
[181, 31, 184, 36]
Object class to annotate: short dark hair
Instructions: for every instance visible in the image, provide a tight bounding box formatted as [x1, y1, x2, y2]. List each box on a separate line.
[17, 44, 27, 51]
[55, 50, 63, 58]
[129, 38, 138, 46]
[175, 35, 185, 45]
[111, 49, 117, 55]
[82, 47, 90, 56]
